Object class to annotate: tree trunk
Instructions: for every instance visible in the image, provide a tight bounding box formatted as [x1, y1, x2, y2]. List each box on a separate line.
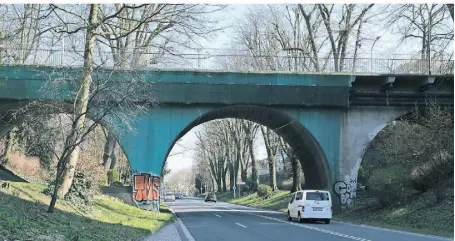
[268, 155, 278, 191]
[446, 4, 454, 20]
[229, 164, 235, 191]
[102, 132, 116, 172]
[52, 4, 99, 210]
[249, 139, 259, 192]
[109, 145, 117, 169]
[57, 146, 80, 197]
[2, 127, 16, 164]
[216, 176, 222, 192]
[261, 126, 278, 191]
[240, 162, 247, 182]
[234, 159, 240, 186]
[212, 177, 216, 192]
[291, 156, 302, 193]
[222, 167, 227, 192]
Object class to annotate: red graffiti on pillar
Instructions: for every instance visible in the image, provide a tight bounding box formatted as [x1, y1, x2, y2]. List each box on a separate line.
[133, 173, 160, 202]
[152, 177, 160, 200]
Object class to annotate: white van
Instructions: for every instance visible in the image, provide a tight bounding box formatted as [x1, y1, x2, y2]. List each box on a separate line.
[287, 190, 332, 224]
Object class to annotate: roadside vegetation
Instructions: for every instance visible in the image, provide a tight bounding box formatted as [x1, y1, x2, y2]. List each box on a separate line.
[335, 190, 454, 237]
[0, 182, 173, 241]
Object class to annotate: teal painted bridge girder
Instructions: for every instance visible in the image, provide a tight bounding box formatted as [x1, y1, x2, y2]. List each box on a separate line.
[0, 65, 355, 190]
[118, 105, 343, 185]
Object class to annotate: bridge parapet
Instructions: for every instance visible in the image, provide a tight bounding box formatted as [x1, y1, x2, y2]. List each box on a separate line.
[1, 48, 453, 75]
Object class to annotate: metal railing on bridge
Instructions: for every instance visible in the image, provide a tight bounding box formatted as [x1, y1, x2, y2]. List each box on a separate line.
[0, 47, 453, 75]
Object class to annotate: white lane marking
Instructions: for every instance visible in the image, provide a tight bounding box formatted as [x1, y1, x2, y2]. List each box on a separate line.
[220, 203, 370, 241]
[185, 225, 207, 228]
[214, 214, 222, 218]
[222, 200, 451, 241]
[252, 214, 370, 241]
[258, 222, 285, 225]
[235, 222, 247, 228]
[332, 221, 453, 241]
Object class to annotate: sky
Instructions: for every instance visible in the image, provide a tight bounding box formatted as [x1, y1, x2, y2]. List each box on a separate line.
[164, 4, 454, 178]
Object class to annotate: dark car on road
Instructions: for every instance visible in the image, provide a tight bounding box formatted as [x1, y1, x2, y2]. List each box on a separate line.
[176, 193, 184, 199]
[205, 192, 217, 203]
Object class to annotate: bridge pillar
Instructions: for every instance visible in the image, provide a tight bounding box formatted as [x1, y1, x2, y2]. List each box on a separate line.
[335, 106, 408, 210]
[116, 106, 212, 211]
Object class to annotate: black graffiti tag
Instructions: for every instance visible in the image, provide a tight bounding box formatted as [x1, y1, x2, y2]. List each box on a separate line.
[333, 180, 356, 207]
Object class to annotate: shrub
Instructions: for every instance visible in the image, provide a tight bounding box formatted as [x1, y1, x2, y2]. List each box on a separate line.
[367, 165, 411, 207]
[64, 172, 93, 209]
[257, 184, 273, 199]
[111, 181, 123, 187]
[411, 157, 454, 201]
[107, 169, 120, 185]
[244, 177, 257, 194]
[43, 172, 94, 210]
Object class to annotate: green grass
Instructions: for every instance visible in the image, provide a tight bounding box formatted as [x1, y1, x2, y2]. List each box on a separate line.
[0, 182, 174, 241]
[334, 189, 454, 238]
[215, 191, 290, 212]
[214, 192, 235, 202]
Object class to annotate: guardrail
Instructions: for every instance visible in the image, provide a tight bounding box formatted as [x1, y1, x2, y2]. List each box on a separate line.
[0, 48, 453, 75]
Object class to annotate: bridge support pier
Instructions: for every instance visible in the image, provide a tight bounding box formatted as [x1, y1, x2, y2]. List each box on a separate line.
[334, 106, 408, 211]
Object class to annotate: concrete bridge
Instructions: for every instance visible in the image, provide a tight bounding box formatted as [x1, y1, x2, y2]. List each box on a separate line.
[0, 65, 452, 211]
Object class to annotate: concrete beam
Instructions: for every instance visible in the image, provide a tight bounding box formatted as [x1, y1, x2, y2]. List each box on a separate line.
[380, 77, 395, 92]
[419, 76, 436, 92]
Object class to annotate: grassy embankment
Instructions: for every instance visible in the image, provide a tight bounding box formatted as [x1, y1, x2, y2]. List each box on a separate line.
[0, 182, 174, 241]
[211, 190, 453, 238]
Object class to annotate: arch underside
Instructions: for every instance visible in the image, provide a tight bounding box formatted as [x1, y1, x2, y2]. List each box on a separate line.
[164, 105, 332, 190]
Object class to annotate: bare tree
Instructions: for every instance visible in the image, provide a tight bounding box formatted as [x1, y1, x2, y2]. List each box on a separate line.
[317, 4, 375, 72]
[447, 4, 454, 20]
[195, 124, 224, 192]
[386, 4, 453, 60]
[0, 4, 56, 64]
[241, 120, 260, 191]
[260, 126, 279, 191]
[6, 3, 159, 211]
[166, 167, 195, 194]
[2, 3, 224, 211]
[98, 4, 225, 69]
[279, 137, 302, 192]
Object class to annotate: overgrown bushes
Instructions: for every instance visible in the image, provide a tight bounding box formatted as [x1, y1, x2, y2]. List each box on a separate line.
[367, 165, 411, 207]
[43, 172, 94, 209]
[257, 184, 273, 199]
[362, 104, 453, 208]
[107, 169, 120, 185]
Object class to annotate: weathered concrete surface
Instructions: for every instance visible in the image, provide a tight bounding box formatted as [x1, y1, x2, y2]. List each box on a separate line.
[101, 186, 134, 206]
[336, 106, 408, 208]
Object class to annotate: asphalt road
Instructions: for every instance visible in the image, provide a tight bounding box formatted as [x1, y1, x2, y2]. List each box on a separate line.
[165, 197, 452, 241]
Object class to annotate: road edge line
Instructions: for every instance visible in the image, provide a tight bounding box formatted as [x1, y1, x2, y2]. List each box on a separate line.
[169, 207, 196, 241]
[332, 220, 454, 241]
[177, 218, 195, 241]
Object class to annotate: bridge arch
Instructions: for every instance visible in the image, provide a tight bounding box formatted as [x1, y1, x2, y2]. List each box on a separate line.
[336, 106, 426, 209]
[163, 105, 331, 190]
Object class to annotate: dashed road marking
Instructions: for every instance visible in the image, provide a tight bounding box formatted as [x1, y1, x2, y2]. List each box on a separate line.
[214, 214, 221, 218]
[220, 204, 371, 241]
[235, 222, 247, 228]
[251, 213, 371, 241]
